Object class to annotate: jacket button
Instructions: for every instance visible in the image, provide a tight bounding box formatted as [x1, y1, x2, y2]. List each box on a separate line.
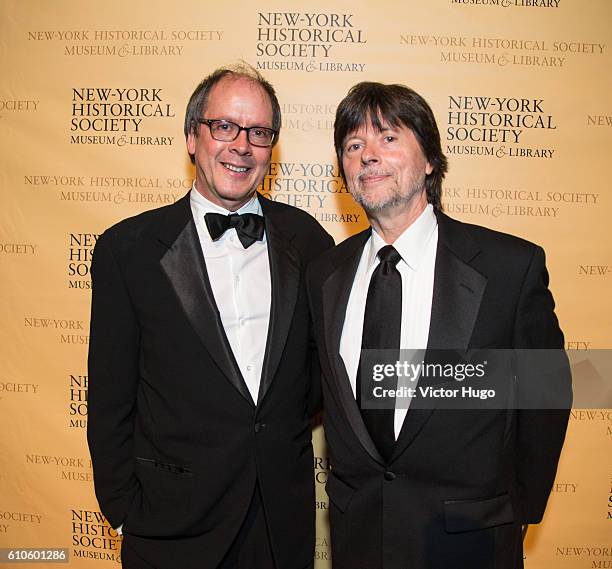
[384, 471, 396, 481]
[254, 422, 266, 433]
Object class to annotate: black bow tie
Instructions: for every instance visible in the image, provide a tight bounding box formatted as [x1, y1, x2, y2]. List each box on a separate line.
[204, 212, 265, 248]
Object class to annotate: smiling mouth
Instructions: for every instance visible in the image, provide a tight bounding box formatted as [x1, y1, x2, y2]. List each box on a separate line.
[358, 168, 390, 182]
[222, 163, 250, 173]
[360, 174, 389, 184]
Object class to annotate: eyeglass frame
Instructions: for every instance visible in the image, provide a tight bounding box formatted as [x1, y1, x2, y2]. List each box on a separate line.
[196, 118, 278, 148]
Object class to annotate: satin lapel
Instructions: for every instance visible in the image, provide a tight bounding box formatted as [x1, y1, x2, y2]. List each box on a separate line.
[257, 208, 300, 404]
[392, 213, 487, 461]
[322, 229, 385, 465]
[426, 245, 487, 351]
[159, 197, 253, 405]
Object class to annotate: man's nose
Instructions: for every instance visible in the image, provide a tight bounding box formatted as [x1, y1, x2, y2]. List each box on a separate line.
[360, 143, 380, 165]
[228, 129, 251, 155]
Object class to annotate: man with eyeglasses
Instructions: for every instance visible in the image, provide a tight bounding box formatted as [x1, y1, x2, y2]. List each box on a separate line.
[87, 64, 333, 569]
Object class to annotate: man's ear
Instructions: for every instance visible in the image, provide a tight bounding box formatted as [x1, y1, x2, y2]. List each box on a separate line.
[186, 127, 197, 156]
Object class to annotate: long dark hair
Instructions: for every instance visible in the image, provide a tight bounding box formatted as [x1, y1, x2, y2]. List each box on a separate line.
[334, 82, 447, 211]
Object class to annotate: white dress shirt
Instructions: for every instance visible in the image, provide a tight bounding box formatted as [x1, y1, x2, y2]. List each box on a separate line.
[339, 204, 438, 438]
[190, 185, 271, 404]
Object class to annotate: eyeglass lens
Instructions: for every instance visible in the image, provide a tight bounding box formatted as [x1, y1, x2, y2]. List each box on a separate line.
[208, 120, 274, 146]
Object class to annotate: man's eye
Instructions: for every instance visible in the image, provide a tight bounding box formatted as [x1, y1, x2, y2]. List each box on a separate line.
[252, 129, 265, 137]
[346, 143, 360, 152]
[384, 136, 395, 142]
[218, 123, 232, 131]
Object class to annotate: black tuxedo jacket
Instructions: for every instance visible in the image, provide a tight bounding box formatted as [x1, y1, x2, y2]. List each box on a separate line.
[87, 192, 333, 569]
[307, 212, 571, 569]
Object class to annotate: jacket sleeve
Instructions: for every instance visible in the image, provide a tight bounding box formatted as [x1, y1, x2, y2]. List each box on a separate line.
[513, 245, 572, 523]
[306, 233, 334, 419]
[87, 231, 141, 528]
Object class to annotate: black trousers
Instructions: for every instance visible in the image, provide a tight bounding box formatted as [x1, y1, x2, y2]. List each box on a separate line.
[121, 484, 275, 569]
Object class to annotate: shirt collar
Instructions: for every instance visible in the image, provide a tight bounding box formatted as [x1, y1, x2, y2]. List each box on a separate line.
[366, 204, 437, 272]
[190, 182, 262, 217]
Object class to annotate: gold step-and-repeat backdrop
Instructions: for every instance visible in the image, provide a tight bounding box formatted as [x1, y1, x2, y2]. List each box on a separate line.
[1, 0, 610, 567]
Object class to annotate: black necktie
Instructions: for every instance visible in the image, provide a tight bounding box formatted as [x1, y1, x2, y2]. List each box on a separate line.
[357, 244, 402, 462]
[204, 212, 265, 249]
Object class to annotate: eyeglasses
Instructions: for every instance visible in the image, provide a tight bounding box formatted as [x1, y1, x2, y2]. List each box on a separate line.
[197, 119, 277, 147]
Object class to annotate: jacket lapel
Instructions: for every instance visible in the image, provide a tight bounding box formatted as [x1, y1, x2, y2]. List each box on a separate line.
[322, 229, 386, 465]
[257, 196, 301, 404]
[158, 194, 253, 405]
[392, 212, 487, 460]
[426, 214, 487, 351]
